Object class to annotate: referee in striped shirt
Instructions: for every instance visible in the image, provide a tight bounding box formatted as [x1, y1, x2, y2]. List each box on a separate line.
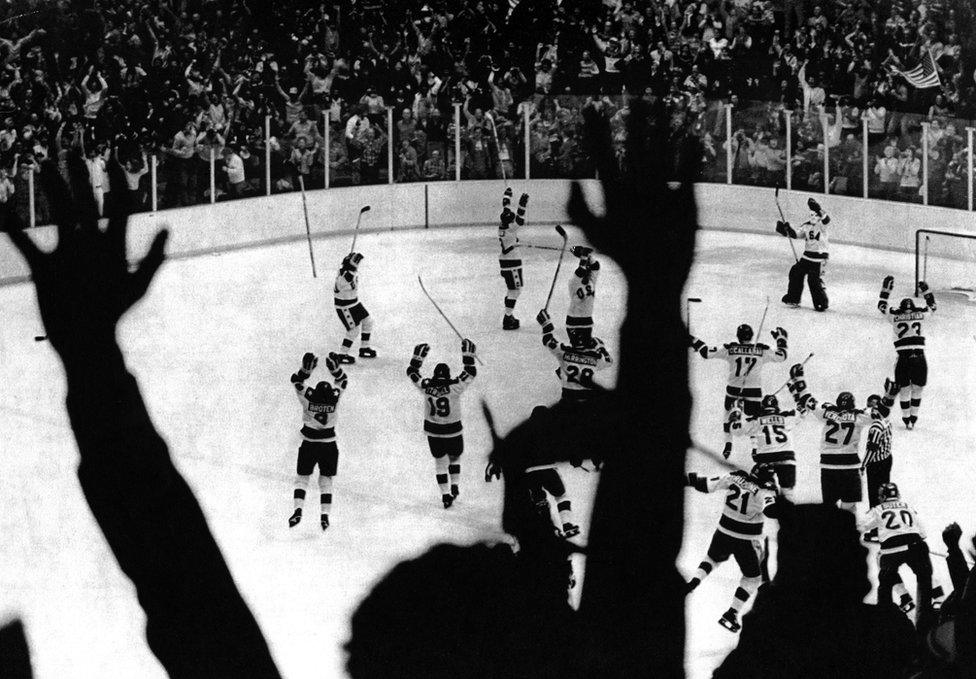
[864, 391, 894, 507]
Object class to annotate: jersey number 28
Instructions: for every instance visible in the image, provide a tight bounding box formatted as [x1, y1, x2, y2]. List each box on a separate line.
[564, 365, 595, 386]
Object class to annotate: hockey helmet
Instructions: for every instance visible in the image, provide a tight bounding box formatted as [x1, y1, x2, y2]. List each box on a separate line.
[736, 324, 754, 344]
[877, 482, 900, 502]
[835, 391, 855, 411]
[750, 463, 778, 490]
[898, 297, 915, 312]
[866, 394, 882, 410]
[760, 394, 779, 413]
[433, 363, 451, 381]
[311, 381, 334, 402]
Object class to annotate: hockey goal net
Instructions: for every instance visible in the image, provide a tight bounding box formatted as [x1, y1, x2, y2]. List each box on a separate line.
[915, 229, 976, 300]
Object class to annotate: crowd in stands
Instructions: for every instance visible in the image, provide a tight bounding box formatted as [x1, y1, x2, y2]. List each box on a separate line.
[0, 0, 973, 222]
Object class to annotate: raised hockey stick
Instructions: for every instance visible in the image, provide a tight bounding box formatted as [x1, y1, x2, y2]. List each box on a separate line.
[775, 186, 799, 263]
[686, 297, 702, 333]
[485, 112, 507, 186]
[348, 205, 371, 254]
[920, 235, 930, 295]
[522, 243, 564, 252]
[418, 274, 485, 366]
[543, 225, 569, 312]
[771, 352, 815, 396]
[298, 175, 317, 278]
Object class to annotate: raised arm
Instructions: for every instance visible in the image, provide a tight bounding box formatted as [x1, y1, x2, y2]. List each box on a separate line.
[407, 343, 430, 388]
[4, 156, 281, 678]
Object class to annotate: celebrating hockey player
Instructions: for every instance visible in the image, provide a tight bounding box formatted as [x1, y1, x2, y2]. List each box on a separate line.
[485, 405, 580, 538]
[776, 197, 830, 311]
[407, 339, 478, 508]
[690, 323, 788, 459]
[565, 246, 600, 346]
[877, 276, 936, 429]
[288, 351, 348, 531]
[498, 187, 529, 330]
[536, 308, 613, 404]
[333, 252, 376, 364]
[685, 464, 781, 634]
[859, 483, 936, 626]
[729, 394, 798, 501]
[788, 363, 881, 511]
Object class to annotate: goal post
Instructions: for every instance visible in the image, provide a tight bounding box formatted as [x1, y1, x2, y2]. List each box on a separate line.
[915, 228, 976, 299]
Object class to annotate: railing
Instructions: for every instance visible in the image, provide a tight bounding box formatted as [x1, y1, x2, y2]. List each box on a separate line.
[14, 97, 976, 228]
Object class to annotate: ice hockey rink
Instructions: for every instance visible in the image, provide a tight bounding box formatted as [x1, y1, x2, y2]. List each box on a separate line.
[0, 211, 974, 678]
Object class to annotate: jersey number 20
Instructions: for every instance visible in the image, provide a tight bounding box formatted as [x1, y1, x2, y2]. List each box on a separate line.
[427, 397, 451, 417]
[881, 509, 914, 530]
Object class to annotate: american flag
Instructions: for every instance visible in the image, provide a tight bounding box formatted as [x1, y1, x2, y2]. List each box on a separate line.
[898, 49, 941, 89]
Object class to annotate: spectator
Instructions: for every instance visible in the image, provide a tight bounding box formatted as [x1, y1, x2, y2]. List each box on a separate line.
[121, 151, 149, 211]
[287, 110, 320, 147]
[875, 144, 902, 199]
[0, 166, 13, 205]
[222, 147, 247, 198]
[396, 139, 420, 182]
[166, 122, 198, 207]
[422, 148, 446, 180]
[898, 146, 922, 201]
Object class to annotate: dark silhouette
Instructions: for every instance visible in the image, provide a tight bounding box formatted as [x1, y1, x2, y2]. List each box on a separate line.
[348, 99, 701, 677]
[4, 153, 281, 678]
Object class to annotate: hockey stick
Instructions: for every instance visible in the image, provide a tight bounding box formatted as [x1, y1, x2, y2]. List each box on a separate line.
[349, 205, 371, 254]
[298, 176, 317, 278]
[686, 297, 702, 333]
[522, 243, 564, 252]
[775, 186, 800, 263]
[771, 352, 815, 396]
[543, 225, 569, 312]
[486, 112, 507, 186]
[418, 274, 485, 366]
[920, 235, 929, 295]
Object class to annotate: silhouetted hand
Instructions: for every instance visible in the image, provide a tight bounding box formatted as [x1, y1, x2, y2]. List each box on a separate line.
[567, 98, 700, 280]
[5, 152, 168, 362]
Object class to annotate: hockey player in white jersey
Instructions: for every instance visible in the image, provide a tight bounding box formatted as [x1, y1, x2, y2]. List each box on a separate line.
[877, 276, 937, 429]
[729, 394, 798, 501]
[777, 197, 830, 311]
[289, 351, 348, 531]
[565, 245, 600, 346]
[686, 464, 781, 633]
[536, 308, 613, 404]
[407, 339, 477, 508]
[498, 187, 528, 330]
[334, 252, 376, 364]
[788, 363, 878, 511]
[690, 324, 788, 459]
[859, 483, 936, 625]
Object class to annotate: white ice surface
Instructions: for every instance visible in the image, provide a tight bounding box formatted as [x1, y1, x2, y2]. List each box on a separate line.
[0, 219, 973, 678]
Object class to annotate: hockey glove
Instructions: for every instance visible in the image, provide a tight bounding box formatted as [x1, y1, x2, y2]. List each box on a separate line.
[789, 363, 805, 380]
[771, 327, 788, 348]
[588, 259, 600, 273]
[884, 376, 899, 399]
[689, 336, 709, 359]
[536, 309, 552, 327]
[918, 281, 937, 310]
[461, 338, 476, 355]
[878, 275, 894, 312]
[807, 197, 822, 215]
[515, 193, 528, 225]
[518, 192, 529, 209]
[570, 245, 593, 259]
[727, 408, 743, 426]
[413, 343, 431, 359]
[325, 352, 342, 375]
[349, 252, 364, 267]
[302, 352, 318, 372]
[502, 186, 513, 207]
[775, 220, 790, 237]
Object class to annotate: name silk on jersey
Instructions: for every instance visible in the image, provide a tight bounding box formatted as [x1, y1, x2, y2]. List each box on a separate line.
[293, 380, 343, 443]
[863, 500, 926, 555]
[738, 412, 797, 464]
[334, 271, 359, 307]
[889, 309, 929, 352]
[707, 474, 776, 540]
[713, 343, 787, 390]
[814, 408, 872, 469]
[567, 269, 598, 318]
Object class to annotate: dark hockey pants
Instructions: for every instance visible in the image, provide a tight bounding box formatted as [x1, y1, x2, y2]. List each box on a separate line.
[878, 540, 933, 623]
[865, 456, 892, 508]
[783, 258, 828, 310]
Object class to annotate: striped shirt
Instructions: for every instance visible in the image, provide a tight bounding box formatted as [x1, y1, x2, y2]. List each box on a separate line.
[863, 418, 893, 465]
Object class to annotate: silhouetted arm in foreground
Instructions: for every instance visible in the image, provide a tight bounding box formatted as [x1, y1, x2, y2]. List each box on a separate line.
[7, 155, 280, 678]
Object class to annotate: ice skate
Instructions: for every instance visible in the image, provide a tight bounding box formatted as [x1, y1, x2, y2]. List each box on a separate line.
[502, 315, 520, 330]
[336, 353, 355, 365]
[451, 484, 459, 499]
[321, 515, 330, 531]
[561, 522, 580, 538]
[718, 608, 741, 633]
[358, 347, 377, 359]
[442, 493, 454, 509]
[288, 508, 302, 528]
